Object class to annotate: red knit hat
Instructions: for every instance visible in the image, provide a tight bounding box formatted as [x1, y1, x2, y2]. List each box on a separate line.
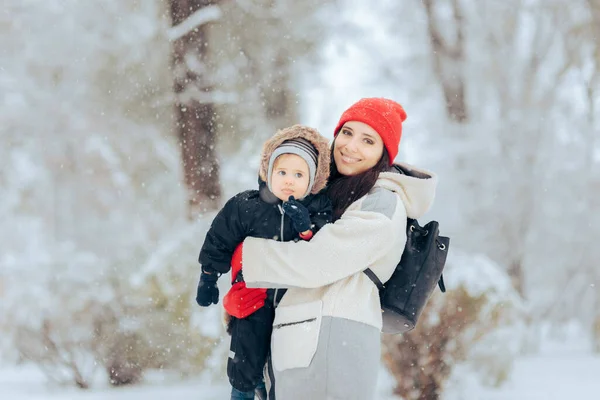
[333, 98, 407, 164]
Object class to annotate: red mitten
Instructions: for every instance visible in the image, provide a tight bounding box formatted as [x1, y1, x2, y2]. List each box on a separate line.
[223, 281, 267, 319]
[231, 243, 243, 283]
[299, 230, 313, 240]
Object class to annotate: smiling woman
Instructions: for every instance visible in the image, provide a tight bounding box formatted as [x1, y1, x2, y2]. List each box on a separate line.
[224, 98, 438, 400]
[333, 121, 385, 176]
[324, 98, 408, 220]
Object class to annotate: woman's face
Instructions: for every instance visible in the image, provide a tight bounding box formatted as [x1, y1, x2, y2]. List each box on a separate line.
[333, 121, 384, 176]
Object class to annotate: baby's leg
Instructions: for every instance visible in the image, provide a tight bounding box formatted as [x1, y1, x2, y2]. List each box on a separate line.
[227, 300, 275, 393]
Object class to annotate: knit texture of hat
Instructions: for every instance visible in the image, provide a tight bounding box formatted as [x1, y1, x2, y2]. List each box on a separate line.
[333, 98, 407, 164]
[267, 138, 318, 199]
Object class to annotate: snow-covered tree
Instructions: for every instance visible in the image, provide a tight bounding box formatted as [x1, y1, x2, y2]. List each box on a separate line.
[0, 0, 217, 386]
[208, 0, 330, 160]
[1, 0, 597, 395]
[382, 252, 526, 400]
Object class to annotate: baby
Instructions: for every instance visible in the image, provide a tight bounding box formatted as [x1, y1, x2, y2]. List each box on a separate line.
[196, 124, 332, 399]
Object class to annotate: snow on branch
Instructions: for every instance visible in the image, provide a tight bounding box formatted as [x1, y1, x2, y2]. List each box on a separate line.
[167, 5, 222, 42]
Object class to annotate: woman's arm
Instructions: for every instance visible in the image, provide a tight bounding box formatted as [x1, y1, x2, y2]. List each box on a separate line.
[243, 189, 405, 288]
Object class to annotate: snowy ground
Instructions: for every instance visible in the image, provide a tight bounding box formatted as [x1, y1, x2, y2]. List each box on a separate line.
[476, 353, 600, 400]
[2, 351, 599, 399]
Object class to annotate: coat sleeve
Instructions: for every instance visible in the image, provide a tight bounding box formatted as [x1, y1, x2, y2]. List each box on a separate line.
[198, 193, 249, 275]
[243, 189, 404, 288]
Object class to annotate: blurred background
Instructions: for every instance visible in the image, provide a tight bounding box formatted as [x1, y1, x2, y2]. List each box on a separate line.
[1, 0, 598, 399]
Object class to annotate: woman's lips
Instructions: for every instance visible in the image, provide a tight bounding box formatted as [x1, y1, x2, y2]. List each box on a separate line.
[341, 153, 360, 164]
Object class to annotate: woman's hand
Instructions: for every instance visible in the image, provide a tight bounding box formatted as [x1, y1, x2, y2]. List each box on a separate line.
[283, 196, 312, 233]
[223, 282, 267, 318]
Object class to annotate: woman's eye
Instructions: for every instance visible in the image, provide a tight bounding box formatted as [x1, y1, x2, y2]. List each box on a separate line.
[364, 139, 374, 145]
[342, 129, 352, 136]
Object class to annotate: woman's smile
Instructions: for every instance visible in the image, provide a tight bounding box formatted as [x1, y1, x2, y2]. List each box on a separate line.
[340, 151, 361, 164]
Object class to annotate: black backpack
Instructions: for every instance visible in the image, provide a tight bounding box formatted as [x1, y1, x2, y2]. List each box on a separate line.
[364, 218, 450, 334]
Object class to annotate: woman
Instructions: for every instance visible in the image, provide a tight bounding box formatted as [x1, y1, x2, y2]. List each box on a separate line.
[226, 97, 438, 400]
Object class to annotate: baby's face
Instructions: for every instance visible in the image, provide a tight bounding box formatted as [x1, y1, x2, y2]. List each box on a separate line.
[270, 153, 310, 201]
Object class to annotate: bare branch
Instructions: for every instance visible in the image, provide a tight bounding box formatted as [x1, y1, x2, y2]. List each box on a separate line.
[167, 4, 222, 41]
[422, 0, 468, 122]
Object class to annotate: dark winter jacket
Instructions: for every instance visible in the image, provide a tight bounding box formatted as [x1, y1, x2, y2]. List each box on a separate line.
[198, 180, 332, 276]
[198, 180, 331, 393]
[198, 124, 333, 277]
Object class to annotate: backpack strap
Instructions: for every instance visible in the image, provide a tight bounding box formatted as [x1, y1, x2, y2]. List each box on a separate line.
[364, 268, 385, 291]
[366, 268, 446, 293]
[438, 274, 446, 293]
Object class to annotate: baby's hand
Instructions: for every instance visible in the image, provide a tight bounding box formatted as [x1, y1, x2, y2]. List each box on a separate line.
[283, 196, 311, 233]
[196, 271, 219, 306]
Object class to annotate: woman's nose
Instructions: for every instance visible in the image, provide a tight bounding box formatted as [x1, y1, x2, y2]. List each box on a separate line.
[345, 137, 360, 153]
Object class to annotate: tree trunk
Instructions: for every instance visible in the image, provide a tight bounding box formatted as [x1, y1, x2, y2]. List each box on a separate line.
[507, 259, 525, 298]
[423, 0, 468, 123]
[169, 0, 221, 218]
[261, 50, 298, 128]
[587, 0, 600, 123]
[242, 0, 300, 131]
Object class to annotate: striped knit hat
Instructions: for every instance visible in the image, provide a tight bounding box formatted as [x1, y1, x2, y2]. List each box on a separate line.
[267, 138, 319, 199]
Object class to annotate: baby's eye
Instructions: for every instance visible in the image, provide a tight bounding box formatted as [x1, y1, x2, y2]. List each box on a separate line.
[277, 171, 286, 176]
[295, 173, 303, 178]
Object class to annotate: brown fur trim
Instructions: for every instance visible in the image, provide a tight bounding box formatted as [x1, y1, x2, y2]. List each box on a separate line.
[259, 125, 331, 195]
[222, 309, 233, 335]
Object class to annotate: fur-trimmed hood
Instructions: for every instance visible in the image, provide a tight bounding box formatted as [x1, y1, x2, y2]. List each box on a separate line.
[259, 125, 330, 195]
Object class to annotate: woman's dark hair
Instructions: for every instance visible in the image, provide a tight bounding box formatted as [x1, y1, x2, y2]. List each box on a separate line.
[326, 140, 390, 221]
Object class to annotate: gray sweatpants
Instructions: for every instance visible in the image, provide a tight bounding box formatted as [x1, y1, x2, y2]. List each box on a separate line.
[271, 316, 381, 400]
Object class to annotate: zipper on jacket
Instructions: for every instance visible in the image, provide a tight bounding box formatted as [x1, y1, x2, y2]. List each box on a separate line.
[273, 318, 317, 329]
[277, 204, 285, 242]
[274, 204, 285, 308]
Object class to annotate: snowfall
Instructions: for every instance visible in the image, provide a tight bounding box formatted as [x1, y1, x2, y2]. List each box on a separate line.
[2, 0, 600, 399]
